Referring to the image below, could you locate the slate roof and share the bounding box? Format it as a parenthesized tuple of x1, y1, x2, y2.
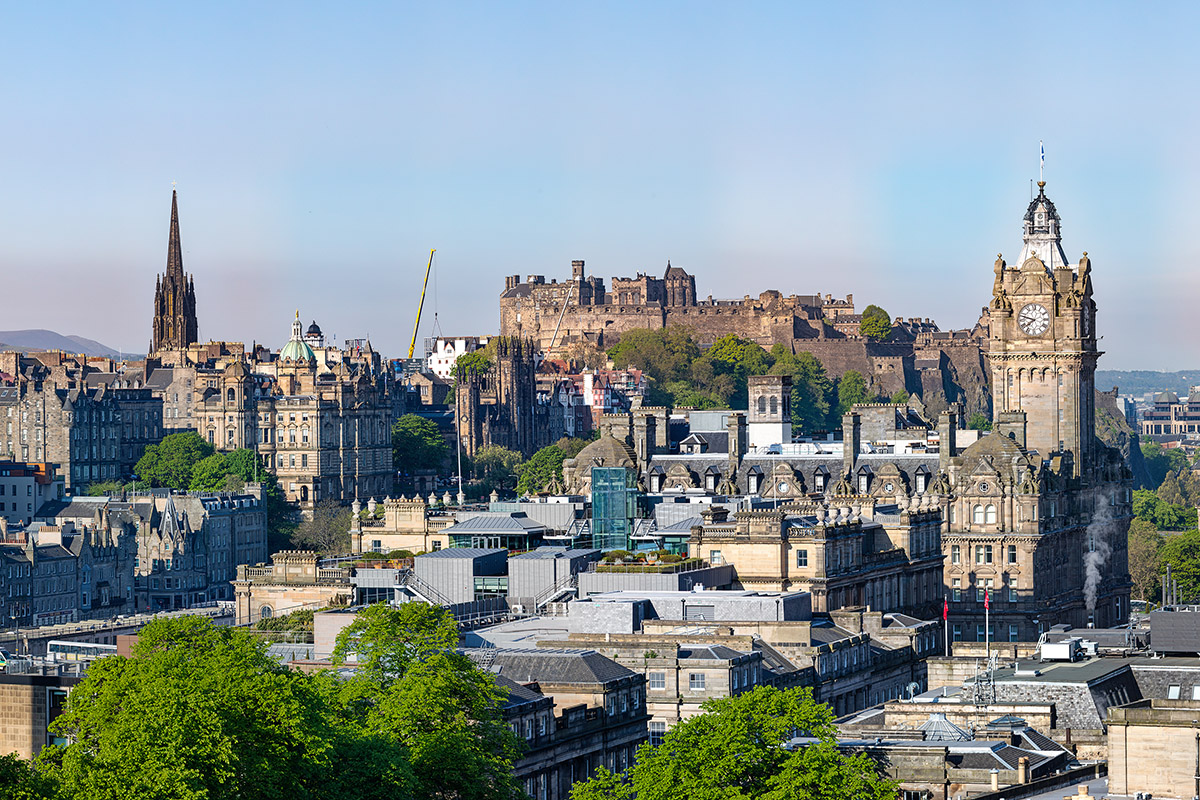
(494, 674, 548, 709)
(416, 547, 507, 559)
(440, 514, 550, 535)
(470, 647, 636, 686)
(510, 546, 599, 560)
(656, 515, 703, 534)
(677, 644, 746, 662)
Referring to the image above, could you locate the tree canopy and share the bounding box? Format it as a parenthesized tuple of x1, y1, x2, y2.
(1141, 440, 1190, 488)
(25, 610, 526, 800)
(393, 415, 449, 476)
(133, 432, 215, 489)
(1127, 518, 1164, 603)
(1159, 529, 1200, 604)
(858, 304, 891, 341)
(292, 499, 353, 554)
(836, 370, 870, 416)
(40, 616, 412, 800)
(570, 685, 895, 800)
(473, 445, 523, 491)
(517, 444, 566, 495)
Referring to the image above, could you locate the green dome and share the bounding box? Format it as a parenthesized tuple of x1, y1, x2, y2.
(281, 338, 315, 363)
(280, 311, 316, 363)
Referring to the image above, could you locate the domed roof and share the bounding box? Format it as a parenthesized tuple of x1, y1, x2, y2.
(958, 431, 1032, 475)
(306, 320, 322, 336)
(572, 433, 636, 468)
(281, 338, 316, 363)
(1155, 391, 1180, 404)
(280, 311, 316, 364)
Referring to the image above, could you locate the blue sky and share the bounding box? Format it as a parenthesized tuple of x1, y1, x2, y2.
(1, 2, 1197, 369)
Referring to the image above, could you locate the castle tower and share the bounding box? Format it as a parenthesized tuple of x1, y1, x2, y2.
(150, 190, 199, 354)
(988, 181, 1097, 475)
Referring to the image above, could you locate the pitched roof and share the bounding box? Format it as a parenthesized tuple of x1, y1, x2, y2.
(470, 647, 635, 686)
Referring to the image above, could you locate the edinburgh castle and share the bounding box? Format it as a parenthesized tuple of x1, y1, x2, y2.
(500, 260, 992, 417)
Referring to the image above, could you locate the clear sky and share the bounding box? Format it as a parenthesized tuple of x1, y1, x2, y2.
(2, 2, 1197, 369)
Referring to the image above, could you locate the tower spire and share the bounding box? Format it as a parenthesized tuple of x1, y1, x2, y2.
(166, 189, 184, 279)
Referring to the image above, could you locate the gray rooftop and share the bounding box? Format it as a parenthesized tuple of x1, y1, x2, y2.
(440, 513, 550, 535)
(467, 647, 636, 685)
(415, 547, 507, 559)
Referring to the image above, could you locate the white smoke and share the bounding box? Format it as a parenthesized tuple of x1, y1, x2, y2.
(1083, 495, 1115, 612)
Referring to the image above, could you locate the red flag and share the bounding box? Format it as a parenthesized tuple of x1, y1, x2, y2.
(943, 598, 949, 621)
(984, 589, 990, 610)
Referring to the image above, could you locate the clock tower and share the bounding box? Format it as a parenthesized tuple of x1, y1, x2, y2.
(988, 181, 1098, 476)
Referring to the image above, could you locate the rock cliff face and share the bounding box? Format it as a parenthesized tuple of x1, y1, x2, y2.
(1095, 387, 1151, 488)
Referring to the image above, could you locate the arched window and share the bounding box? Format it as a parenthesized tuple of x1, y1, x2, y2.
(300, 485, 309, 502)
(769, 396, 778, 415)
(985, 504, 997, 524)
(260, 606, 273, 619)
(227, 388, 235, 402)
(757, 396, 767, 414)
(972, 504, 984, 525)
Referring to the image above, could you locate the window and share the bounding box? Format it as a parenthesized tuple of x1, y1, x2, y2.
(1009, 585, 1019, 603)
(951, 544, 960, 564)
(985, 504, 997, 524)
(1168, 685, 1182, 700)
(977, 625, 985, 642)
(952, 578, 961, 602)
(649, 721, 666, 747)
(632, 689, 640, 708)
(976, 544, 992, 564)
(858, 474, 869, 494)
(732, 669, 740, 690)
(1009, 624, 1019, 642)
(1192, 686, 1200, 701)
(689, 673, 706, 691)
(648, 671, 666, 690)
(796, 549, 808, 568)
(709, 550, 723, 565)
(972, 505, 984, 525)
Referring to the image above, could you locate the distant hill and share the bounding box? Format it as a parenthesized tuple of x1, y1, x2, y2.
(1096, 370, 1200, 398)
(0, 329, 127, 359)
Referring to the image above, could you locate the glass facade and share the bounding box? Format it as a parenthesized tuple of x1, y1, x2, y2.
(591, 466, 637, 552)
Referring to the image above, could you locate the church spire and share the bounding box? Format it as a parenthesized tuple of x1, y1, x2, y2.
(166, 189, 184, 279)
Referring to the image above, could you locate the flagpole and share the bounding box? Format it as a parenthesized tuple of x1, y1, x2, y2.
(944, 597, 950, 657)
(985, 589, 991, 662)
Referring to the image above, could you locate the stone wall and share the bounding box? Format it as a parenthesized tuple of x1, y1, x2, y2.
(1109, 700, 1200, 799)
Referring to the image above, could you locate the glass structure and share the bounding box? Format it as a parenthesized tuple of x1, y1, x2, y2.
(591, 466, 637, 552)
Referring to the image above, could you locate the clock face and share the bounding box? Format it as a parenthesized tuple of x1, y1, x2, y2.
(1018, 303, 1050, 336)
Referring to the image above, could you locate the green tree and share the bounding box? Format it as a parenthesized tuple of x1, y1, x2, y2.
(570, 686, 895, 800)
(0, 753, 56, 800)
(859, 304, 892, 341)
(292, 500, 353, 554)
(517, 444, 567, 495)
(1128, 518, 1164, 603)
(453, 350, 493, 379)
(393, 414, 449, 476)
(329, 604, 524, 800)
(607, 327, 701, 385)
(133, 431, 215, 489)
(1160, 529, 1200, 604)
(473, 445, 524, 491)
(770, 347, 836, 433)
(557, 434, 598, 459)
(890, 389, 910, 404)
(1141, 440, 1190, 489)
(836, 370, 870, 416)
(42, 616, 412, 800)
(968, 412, 992, 431)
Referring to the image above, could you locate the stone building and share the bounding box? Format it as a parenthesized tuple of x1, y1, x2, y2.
(0, 375, 161, 491)
(456, 336, 563, 457)
(1139, 389, 1200, 438)
(468, 647, 649, 799)
(36, 490, 267, 612)
(150, 189, 199, 356)
(187, 314, 394, 509)
(1108, 699, 1200, 800)
(0, 670, 79, 760)
(0, 516, 137, 628)
(499, 260, 990, 415)
(559, 183, 1132, 639)
(233, 550, 353, 624)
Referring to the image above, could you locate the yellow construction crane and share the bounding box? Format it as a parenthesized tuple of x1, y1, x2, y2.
(408, 249, 436, 359)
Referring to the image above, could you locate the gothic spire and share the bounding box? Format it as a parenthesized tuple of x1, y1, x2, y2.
(166, 189, 184, 279)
